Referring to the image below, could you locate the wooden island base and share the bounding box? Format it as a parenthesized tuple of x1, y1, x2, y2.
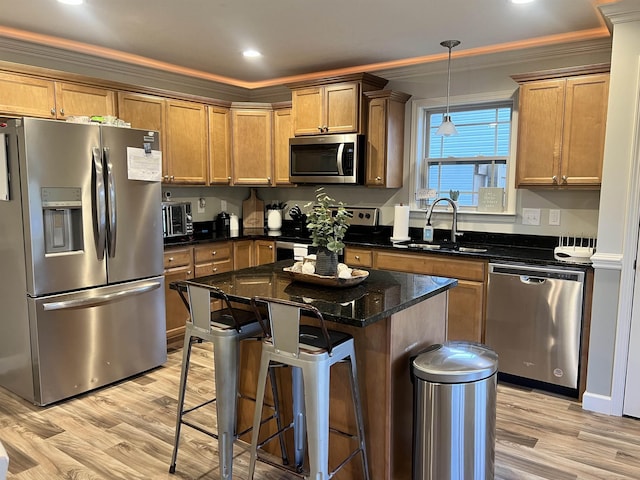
(236, 292, 448, 480)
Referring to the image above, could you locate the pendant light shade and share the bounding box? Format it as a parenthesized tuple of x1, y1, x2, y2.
(435, 39, 461, 137)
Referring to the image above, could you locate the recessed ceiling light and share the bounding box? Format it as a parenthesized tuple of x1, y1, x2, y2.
(242, 49, 262, 58)
(58, 0, 84, 4)
(511, 0, 534, 4)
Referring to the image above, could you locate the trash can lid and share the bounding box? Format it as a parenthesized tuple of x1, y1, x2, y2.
(412, 341, 498, 383)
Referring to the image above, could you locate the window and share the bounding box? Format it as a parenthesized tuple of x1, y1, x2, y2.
(415, 102, 513, 212)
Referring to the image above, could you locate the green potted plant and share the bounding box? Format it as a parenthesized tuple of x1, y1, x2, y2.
(305, 188, 351, 276)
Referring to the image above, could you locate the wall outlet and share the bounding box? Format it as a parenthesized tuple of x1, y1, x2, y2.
(549, 209, 561, 226)
(522, 208, 541, 226)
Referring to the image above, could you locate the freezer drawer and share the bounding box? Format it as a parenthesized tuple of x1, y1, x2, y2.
(485, 263, 585, 391)
(28, 277, 166, 405)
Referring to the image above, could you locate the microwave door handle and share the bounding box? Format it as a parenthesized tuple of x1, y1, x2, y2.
(92, 147, 106, 260)
(336, 143, 345, 175)
(104, 147, 117, 257)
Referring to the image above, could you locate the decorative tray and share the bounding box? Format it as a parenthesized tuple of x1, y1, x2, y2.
(282, 267, 369, 288)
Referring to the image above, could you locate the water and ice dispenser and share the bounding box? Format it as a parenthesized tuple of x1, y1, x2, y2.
(41, 187, 84, 254)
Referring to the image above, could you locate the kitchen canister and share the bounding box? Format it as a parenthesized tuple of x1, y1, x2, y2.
(267, 209, 283, 231)
(230, 213, 239, 237)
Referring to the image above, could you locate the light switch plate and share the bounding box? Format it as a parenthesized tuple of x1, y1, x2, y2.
(549, 209, 561, 226)
(522, 208, 541, 226)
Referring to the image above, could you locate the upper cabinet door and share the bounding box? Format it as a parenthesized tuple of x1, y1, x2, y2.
(117, 92, 165, 132)
(165, 100, 208, 185)
(231, 108, 273, 185)
(292, 87, 324, 135)
(0, 72, 56, 118)
(54, 82, 116, 119)
(561, 74, 609, 186)
(515, 79, 565, 187)
(208, 105, 232, 185)
(324, 82, 359, 134)
(273, 106, 293, 185)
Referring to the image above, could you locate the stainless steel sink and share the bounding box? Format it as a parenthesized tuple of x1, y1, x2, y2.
(406, 243, 442, 250)
(402, 243, 488, 254)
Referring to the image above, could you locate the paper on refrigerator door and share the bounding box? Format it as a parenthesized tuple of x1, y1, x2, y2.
(127, 147, 162, 182)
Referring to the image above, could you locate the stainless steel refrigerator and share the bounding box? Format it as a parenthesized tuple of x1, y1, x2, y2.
(0, 117, 166, 406)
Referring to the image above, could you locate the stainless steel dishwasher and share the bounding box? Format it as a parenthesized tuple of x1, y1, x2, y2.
(485, 263, 585, 394)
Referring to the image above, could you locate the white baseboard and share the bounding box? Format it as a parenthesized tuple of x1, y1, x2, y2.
(582, 391, 622, 416)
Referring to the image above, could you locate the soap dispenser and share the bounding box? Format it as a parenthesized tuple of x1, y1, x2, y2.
(423, 219, 434, 242)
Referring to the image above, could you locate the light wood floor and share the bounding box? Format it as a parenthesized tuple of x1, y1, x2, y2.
(1, 342, 639, 480)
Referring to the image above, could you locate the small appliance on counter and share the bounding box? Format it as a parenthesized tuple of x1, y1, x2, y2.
(162, 201, 193, 240)
(216, 211, 231, 236)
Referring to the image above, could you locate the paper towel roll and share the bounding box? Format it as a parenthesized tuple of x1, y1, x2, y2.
(391, 204, 411, 242)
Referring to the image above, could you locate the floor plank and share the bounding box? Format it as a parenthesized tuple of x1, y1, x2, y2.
(0, 343, 638, 479)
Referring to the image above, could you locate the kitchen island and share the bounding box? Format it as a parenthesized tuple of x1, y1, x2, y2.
(173, 260, 457, 479)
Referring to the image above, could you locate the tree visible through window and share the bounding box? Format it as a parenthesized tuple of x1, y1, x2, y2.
(417, 103, 512, 210)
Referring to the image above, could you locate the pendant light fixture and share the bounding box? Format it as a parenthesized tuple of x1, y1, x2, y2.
(435, 39, 461, 137)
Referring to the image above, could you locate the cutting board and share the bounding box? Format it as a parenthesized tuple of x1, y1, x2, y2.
(242, 188, 264, 229)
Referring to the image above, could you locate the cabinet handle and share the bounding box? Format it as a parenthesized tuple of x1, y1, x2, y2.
(228, 176, 231, 181)
(163, 175, 169, 181)
(552, 175, 558, 184)
(355, 255, 360, 260)
(170, 175, 175, 181)
(324, 126, 329, 132)
(212, 251, 217, 256)
(213, 267, 217, 272)
(50, 108, 56, 115)
(318, 126, 323, 132)
(187, 270, 192, 275)
(376, 176, 382, 181)
(269, 245, 273, 249)
(60, 108, 65, 116)
(562, 175, 568, 184)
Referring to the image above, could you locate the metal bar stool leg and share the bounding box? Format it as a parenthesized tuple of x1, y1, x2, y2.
(268, 367, 290, 465)
(348, 354, 370, 479)
(291, 366, 306, 470)
(212, 334, 240, 480)
(302, 362, 331, 480)
(248, 348, 272, 479)
(169, 332, 194, 474)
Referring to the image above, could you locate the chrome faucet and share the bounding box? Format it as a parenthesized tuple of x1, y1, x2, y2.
(426, 197, 462, 243)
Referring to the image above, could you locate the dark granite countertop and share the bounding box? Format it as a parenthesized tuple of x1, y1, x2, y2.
(170, 260, 457, 327)
(165, 220, 592, 271)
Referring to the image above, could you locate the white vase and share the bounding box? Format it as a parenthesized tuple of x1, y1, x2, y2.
(267, 209, 282, 231)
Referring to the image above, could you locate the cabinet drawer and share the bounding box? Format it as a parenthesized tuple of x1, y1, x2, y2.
(194, 242, 232, 263)
(345, 247, 373, 268)
(194, 258, 233, 276)
(373, 250, 485, 282)
(163, 247, 192, 269)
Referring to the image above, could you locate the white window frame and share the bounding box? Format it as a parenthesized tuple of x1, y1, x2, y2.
(409, 90, 518, 217)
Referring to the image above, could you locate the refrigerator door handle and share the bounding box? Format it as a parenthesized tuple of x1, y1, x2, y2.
(92, 146, 107, 260)
(42, 280, 162, 311)
(104, 146, 117, 257)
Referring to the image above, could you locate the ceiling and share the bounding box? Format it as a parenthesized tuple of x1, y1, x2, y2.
(0, 0, 614, 89)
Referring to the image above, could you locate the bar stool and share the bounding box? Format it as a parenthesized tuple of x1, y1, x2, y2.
(169, 282, 288, 479)
(248, 296, 370, 480)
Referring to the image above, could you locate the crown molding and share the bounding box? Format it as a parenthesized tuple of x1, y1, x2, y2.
(599, 0, 640, 28)
(0, 37, 250, 101)
(373, 38, 612, 81)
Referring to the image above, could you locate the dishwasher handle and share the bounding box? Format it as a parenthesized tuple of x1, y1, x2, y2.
(520, 276, 546, 285)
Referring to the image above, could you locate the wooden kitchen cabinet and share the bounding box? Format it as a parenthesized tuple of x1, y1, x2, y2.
(233, 239, 275, 269)
(194, 241, 233, 276)
(364, 90, 411, 188)
(0, 72, 115, 119)
(208, 104, 232, 185)
(163, 246, 194, 345)
(54, 82, 116, 119)
(118, 93, 208, 185)
(344, 246, 374, 268)
(165, 99, 208, 185)
(231, 105, 273, 185)
(288, 73, 388, 136)
(513, 65, 609, 188)
(373, 249, 487, 343)
(272, 102, 293, 185)
(254, 239, 275, 265)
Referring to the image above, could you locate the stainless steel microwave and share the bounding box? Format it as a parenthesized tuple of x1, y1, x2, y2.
(289, 133, 365, 184)
(162, 201, 193, 239)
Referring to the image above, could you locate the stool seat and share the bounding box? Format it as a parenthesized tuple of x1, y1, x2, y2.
(169, 283, 288, 480)
(249, 296, 370, 480)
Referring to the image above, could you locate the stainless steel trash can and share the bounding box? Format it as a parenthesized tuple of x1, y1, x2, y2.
(412, 341, 498, 480)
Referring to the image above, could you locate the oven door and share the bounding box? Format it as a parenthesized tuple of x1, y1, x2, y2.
(275, 241, 309, 261)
